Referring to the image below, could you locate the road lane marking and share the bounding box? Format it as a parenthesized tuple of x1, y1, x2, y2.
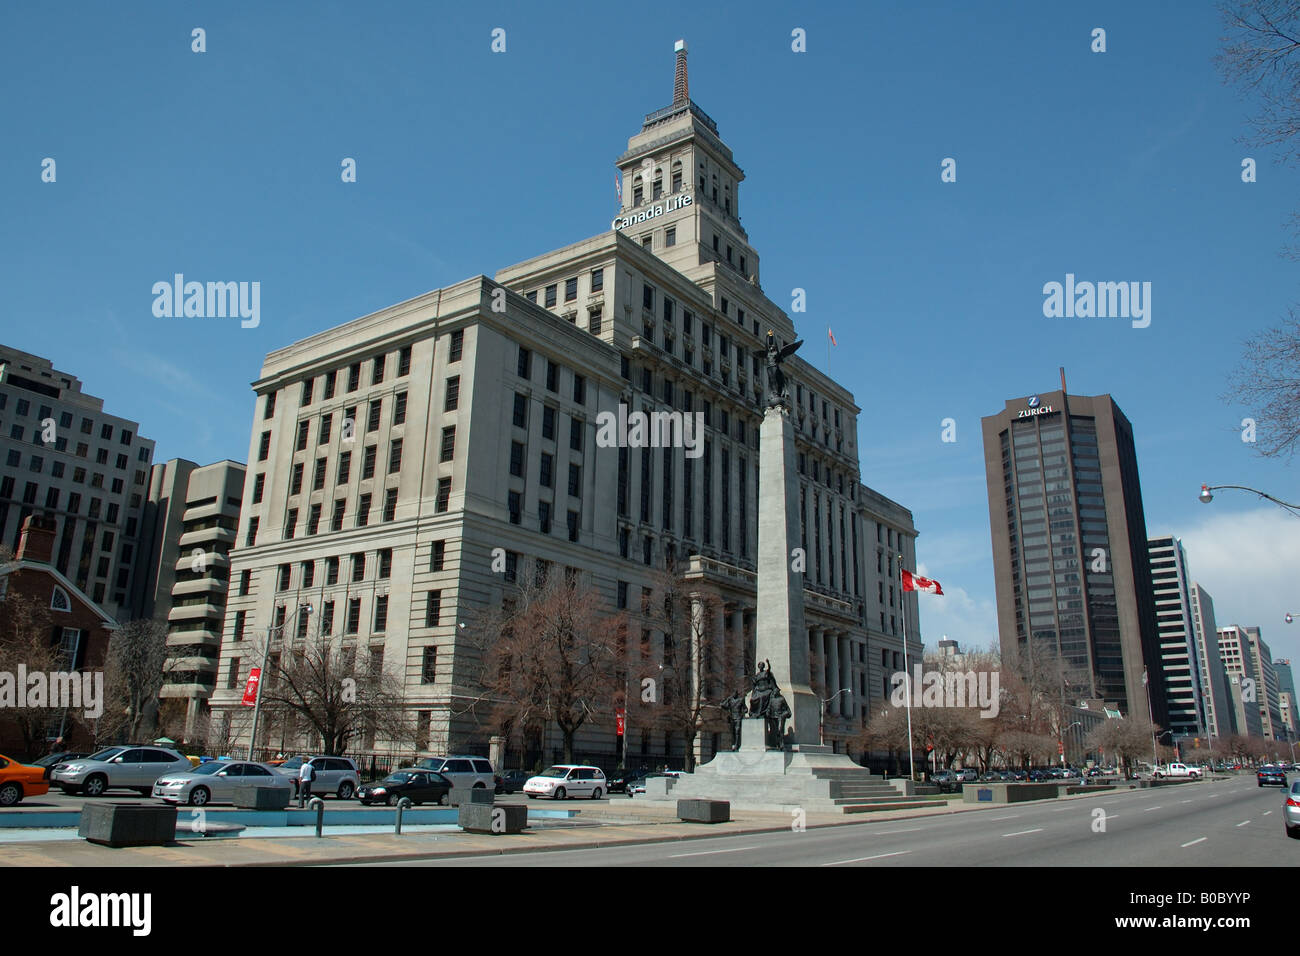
(1180, 800, 1192, 804)
(1002, 828, 1044, 837)
(667, 845, 761, 858)
(1236, 821, 1250, 827)
(1263, 810, 1273, 816)
(1143, 806, 1162, 812)
(876, 827, 922, 835)
(822, 850, 912, 866)
(1050, 807, 1072, 813)
(988, 814, 1021, 821)
(1181, 837, 1207, 847)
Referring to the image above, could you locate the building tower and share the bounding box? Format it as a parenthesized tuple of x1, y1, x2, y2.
(981, 389, 1165, 725)
(1146, 536, 1205, 737)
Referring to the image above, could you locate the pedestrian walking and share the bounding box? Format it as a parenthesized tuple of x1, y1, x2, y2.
(298, 758, 314, 804)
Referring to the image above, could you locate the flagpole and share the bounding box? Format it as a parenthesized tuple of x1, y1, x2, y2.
(899, 562, 916, 782)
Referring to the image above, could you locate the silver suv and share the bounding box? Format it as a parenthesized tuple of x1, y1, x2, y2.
(51, 746, 193, 797)
(289, 756, 360, 799)
(413, 755, 495, 793)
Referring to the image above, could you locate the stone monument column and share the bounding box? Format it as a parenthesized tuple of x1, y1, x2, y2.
(757, 403, 820, 745)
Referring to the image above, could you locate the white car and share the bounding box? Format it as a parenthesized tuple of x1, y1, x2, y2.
(628, 770, 682, 797)
(523, 765, 607, 800)
(1153, 763, 1201, 779)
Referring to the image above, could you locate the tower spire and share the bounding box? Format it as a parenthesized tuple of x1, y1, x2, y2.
(673, 39, 688, 105)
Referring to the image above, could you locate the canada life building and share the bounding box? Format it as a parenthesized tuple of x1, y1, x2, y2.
(981, 390, 1167, 726)
(210, 43, 921, 762)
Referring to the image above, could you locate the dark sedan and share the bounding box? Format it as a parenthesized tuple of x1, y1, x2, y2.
(495, 770, 532, 794)
(30, 752, 89, 781)
(607, 769, 650, 794)
(1257, 765, 1288, 788)
(358, 769, 452, 806)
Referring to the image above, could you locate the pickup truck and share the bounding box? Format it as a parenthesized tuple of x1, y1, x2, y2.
(1152, 762, 1201, 779)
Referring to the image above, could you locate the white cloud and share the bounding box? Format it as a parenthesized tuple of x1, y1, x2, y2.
(1154, 506, 1300, 664)
(912, 567, 1000, 654)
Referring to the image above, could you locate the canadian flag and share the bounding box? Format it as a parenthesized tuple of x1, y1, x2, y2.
(901, 569, 943, 595)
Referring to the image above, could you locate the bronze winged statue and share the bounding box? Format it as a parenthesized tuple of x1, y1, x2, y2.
(764, 332, 802, 409)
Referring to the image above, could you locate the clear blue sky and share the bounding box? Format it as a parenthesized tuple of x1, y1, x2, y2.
(4, 1, 1297, 666)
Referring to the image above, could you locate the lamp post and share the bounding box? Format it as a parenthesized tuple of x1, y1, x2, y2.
(1062, 720, 1083, 772)
(1198, 484, 1300, 517)
(820, 689, 852, 745)
(246, 603, 312, 760)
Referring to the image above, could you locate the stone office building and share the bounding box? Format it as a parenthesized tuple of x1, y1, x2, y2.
(208, 43, 922, 765)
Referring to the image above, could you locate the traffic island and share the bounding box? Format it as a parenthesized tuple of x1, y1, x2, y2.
(79, 802, 177, 847)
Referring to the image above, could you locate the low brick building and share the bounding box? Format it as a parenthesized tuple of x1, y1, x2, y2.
(0, 514, 118, 758)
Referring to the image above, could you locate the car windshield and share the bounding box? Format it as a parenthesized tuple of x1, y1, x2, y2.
(189, 762, 227, 776)
(539, 767, 569, 778)
(85, 748, 125, 762)
(279, 758, 304, 770)
(382, 772, 413, 784)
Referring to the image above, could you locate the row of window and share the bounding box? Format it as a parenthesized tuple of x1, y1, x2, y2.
(0, 392, 143, 449)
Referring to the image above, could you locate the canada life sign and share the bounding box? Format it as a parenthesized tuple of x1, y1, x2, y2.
(611, 191, 692, 231)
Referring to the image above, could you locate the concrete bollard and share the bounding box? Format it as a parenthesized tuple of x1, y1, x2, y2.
(395, 797, 413, 834)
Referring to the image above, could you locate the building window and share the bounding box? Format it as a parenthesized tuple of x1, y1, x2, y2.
(546, 360, 558, 392)
(565, 277, 577, 302)
(313, 457, 326, 491)
(540, 453, 554, 488)
(362, 446, 376, 480)
(435, 477, 451, 513)
(422, 645, 437, 683)
(430, 540, 445, 572)
(569, 417, 583, 452)
(513, 393, 528, 428)
(284, 509, 297, 539)
(445, 376, 460, 411)
(258, 432, 271, 461)
(307, 503, 322, 535)
(337, 451, 351, 484)
(567, 510, 580, 542)
(295, 421, 309, 451)
(252, 473, 265, 504)
(398, 345, 412, 376)
(449, 329, 464, 362)
(383, 488, 398, 522)
(326, 557, 339, 585)
(389, 438, 403, 473)
(666, 226, 676, 247)
(439, 427, 455, 462)
(246, 517, 259, 546)
(591, 268, 603, 292)
(643, 284, 655, 310)
(425, 590, 441, 627)
(517, 347, 532, 380)
(393, 391, 407, 425)
(331, 499, 345, 532)
(367, 400, 382, 433)
(539, 501, 552, 535)
(542, 406, 556, 440)
(346, 598, 361, 634)
(544, 285, 557, 308)
(357, 493, 371, 526)
(347, 363, 361, 392)
(573, 374, 586, 405)
(508, 490, 521, 525)
(510, 442, 525, 477)
(567, 463, 581, 497)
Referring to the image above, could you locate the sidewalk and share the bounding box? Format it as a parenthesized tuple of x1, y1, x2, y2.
(0, 797, 970, 867)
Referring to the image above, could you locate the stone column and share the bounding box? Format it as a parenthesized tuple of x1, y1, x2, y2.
(689, 595, 705, 767)
(828, 631, 841, 716)
(756, 405, 817, 745)
(839, 634, 852, 716)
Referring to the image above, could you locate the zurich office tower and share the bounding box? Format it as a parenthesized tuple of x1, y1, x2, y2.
(981, 390, 1167, 727)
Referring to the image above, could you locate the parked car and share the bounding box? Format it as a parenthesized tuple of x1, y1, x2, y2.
(152, 761, 291, 806)
(358, 769, 452, 806)
(288, 756, 361, 799)
(1284, 780, 1300, 839)
(1009, 769, 1028, 781)
(1258, 765, 1288, 788)
(413, 756, 495, 792)
(1027, 769, 1053, 782)
(524, 765, 607, 800)
(51, 746, 192, 797)
(607, 769, 651, 794)
(931, 770, 959, 793)
(954, 768, 979, 784)
(495, 770, 532, 795)
(628, 770, 683, 797)
(29, 752, 88, 781)
(0, 754, 50, 806)
(1153, 763, 1201, 779)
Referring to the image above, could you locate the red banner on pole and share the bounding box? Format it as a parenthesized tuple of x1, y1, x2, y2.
(615, 708, 625, 737)
(242, 668, 261, 706)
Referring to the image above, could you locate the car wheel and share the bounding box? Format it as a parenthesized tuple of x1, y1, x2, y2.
(338, 781, 355, 800)
(83, 775, 107, 798)
(437, 792, 449, 806)
(386, 793, 399, 807)
(0, 782, 22, 806)
(591, 787, 603, 800)
(189, 787, 210, 807)
(554, 787, 566, 800)
(1287, 825, 1300, 840)
(473, 782, 485, 789)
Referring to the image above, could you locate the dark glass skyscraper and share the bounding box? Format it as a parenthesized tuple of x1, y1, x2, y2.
(981, 390, 1166, 726)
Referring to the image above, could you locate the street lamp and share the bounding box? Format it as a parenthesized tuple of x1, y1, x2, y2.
(819, 688, 852, 745)
(246, 603, 312, 760)
(1062, 720, 1083, 772)
(1199, 484, 1300, 517)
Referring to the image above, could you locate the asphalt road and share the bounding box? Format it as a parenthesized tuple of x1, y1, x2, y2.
(351, 775, 1296, 866)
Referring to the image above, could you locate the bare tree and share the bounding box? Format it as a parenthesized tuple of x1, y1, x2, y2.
(255, 622, 413, 756)
(632, 570, 735, 771)
(1225, 308, 1300, 459)
(0, 588, 65, 759)
(98, 619, 169, 744)
(469, 563, 625, 764)
(1217, 1, 1300, 166)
